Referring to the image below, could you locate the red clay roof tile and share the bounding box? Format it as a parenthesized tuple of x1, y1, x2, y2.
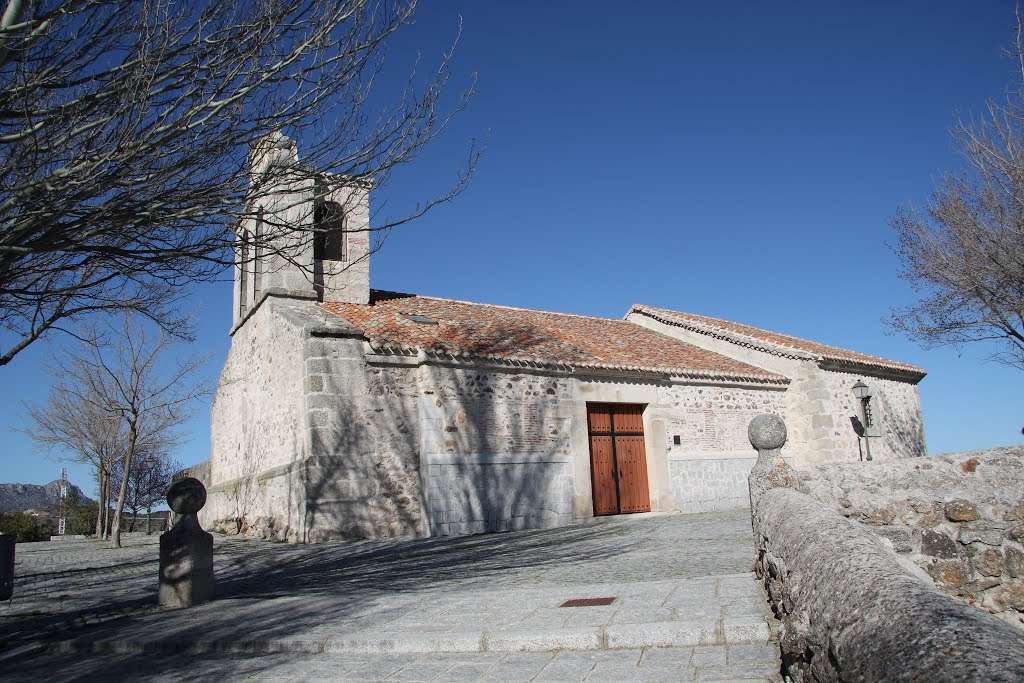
(630, 304, 925, 377)
(321, 291, 785, 383)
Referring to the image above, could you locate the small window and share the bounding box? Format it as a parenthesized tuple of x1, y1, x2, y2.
(238, 229, 250, 318)
(314, 201, 346, 261)
(252, 211, 263, 300)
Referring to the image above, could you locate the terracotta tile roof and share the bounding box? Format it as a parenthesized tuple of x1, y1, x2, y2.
(321, 291, 786, 383)
(630, 304, 926, 378)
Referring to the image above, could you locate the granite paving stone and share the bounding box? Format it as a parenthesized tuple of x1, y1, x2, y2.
(1, 509, 782, 681)
(691, 645, 729, 667)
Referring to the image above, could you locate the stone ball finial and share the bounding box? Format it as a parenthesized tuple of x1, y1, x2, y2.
(749, 414, 787, 452)
(167, 478, 207, 515)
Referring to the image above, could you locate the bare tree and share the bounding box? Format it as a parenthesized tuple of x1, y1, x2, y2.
(22, 370, 125, 537)
(23, 315, 209, 547)
(889, 20, 1024, 369)
(107, 453, 180, 532)
(0, 0, 478, 367)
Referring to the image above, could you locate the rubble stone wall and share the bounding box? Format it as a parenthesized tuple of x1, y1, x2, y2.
(658, 384, 788, 512)
(813, 367, 926, 463)
(753, 484, 1024, 682)
(796, 447, 1024, 628)
(419, 366, 576, 535)
(747, 413, 1024, 681)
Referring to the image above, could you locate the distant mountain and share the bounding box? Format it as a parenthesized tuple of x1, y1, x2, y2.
(0, 480, 92, 513)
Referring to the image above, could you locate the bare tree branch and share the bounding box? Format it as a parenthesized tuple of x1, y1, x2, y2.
(0, 0, 479, 366)
(20, 313, 210, 546)
(888, 15, 1024, 370)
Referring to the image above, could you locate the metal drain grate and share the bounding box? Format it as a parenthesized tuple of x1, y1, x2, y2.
(559, 596, 616, 608)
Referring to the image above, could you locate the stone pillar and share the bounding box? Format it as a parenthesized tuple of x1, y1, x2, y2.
(0, 534, 14, 600)
(159, 478, 214, 608)
(747, 413, 798, 504)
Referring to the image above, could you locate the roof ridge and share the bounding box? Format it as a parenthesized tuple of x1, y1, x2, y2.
(631, 303, 815, 355)
(630, 304, 924, 375)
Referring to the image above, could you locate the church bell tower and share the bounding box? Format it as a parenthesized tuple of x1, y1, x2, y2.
(232, 133, 371, 328)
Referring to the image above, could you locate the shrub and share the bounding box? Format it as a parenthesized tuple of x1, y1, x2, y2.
(0, 512, 54, 542)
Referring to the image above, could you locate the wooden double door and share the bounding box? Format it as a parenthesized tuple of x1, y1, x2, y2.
(587, 403, 651, 516)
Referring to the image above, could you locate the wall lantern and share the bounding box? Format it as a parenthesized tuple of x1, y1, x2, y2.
(852, 380, 874, 461)
(852, 380, 871, 401)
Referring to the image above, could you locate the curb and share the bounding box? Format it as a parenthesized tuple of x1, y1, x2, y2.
(38, 618, 771, 656)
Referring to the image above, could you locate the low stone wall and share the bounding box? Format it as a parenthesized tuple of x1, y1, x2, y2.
(754, 486, 1024, 682)
(746, 415, 1024, 682)
(795, 447, 1024, 628)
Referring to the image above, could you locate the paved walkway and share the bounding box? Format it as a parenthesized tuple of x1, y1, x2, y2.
(1, 509, 782, 682)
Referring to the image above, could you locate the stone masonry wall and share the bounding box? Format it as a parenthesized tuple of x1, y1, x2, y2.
(659, 384, 787, 512)
(424, 455, 573, 536)
(624, 311, 927, 467)
(813, 367, 926, 463)
(753, 485, 1024, 682)
(205, 299, 309, 542)
(746, 414, 1024, 682)
(419, 366, 575, 535)
(668, 452, 779, 513)
(302, 338, 425, 542)
(795, 447, 1024, 628)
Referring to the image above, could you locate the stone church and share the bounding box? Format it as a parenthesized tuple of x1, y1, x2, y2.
(201, 137, 927, 543)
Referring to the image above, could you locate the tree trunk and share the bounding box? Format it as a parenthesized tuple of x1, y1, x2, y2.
(110, 422, 137, 549)
(94, 466, 104, 537)
(100, 470, 109, 539)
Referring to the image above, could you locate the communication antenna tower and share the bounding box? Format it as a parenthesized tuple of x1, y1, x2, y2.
(58, 467, 68, 536)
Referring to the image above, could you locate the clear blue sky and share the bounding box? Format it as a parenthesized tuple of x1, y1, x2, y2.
(2, 1, 1022, 493)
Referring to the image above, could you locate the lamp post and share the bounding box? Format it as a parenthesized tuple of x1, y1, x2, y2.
(852, 380, 873, 461)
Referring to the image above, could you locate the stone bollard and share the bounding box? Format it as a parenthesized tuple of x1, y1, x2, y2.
(747, 413, 798, 504)
(159, 477, 214, 608)
(0, 534, 14, 600)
